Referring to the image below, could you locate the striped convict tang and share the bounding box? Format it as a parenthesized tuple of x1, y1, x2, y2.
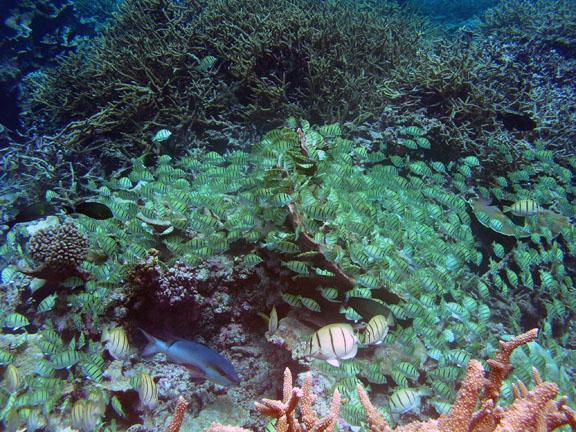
(268, 306, 278, 335)
(503, 199, 543, 217)
(363, 314, 389, 345)
(71, 399, 102, 432)
(71, 400, 86, 430)
(389, 388, 421, 414)
(137, 372, 158, 410)
(304, 323, 358, 367)
(4, 364, 20, 393)
(103, 326, 130, 360)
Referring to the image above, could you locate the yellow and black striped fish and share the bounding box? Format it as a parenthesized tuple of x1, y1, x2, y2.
(268, 306, 278, 335)
(304, 323, 358, 367)
(363, 315, 389, 346)
(51, 350, 80, 370)
(71, 399, 102, 432)
(137, 372, 158, 410)
(103, 326, 130, 360)
(4, 364, 20, 393)
(71, 400, 86, 430)
(503, 199, 543, 217)
(389, 388, 420, 414)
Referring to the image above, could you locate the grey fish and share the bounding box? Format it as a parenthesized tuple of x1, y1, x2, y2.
(140, 329, 240, 387)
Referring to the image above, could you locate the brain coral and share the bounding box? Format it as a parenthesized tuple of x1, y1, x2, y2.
(28, 222, 88, 270)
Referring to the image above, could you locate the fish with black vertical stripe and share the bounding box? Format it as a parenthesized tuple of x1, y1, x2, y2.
(102, 326, 130, 360)
(363, 314, 389, 346)
(137, 372, 158, 410)
(503, 199, 543, 217)
(304, 323, 358, 367)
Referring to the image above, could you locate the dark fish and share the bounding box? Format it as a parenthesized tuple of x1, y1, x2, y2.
(5, 201, 56, 229)
(497, 112, 537, 131)
(140, 329, 240, 387)
(4, 200, 113, 232)
(66, 202, 113, 220)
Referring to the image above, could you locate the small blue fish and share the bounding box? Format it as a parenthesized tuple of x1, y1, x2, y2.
(140, 329, 240, 387)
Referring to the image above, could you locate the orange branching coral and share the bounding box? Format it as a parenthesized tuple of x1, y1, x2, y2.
(217, 329, 575, 432)
(483, 328, 539, 405)
(254, 367, 302, 431)
(439, 359, 486, 432)
(165, 396, 189, 432)
(357, 383, 392, 432)
(353, 329, 575, 432)
(255, 367, 341, 432)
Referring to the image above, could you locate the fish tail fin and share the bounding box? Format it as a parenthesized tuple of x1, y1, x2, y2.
(140, 328, 166, 357)
(63, 205, 75, 215)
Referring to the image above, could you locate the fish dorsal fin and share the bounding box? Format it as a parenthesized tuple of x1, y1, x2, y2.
(140, 328, 168, 356)
(170, 337, 212, 350)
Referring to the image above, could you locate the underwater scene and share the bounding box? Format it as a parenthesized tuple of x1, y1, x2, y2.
(0, 0, 575, 430)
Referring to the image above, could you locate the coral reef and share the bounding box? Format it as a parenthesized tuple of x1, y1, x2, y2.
(482, 0, 576, 57)
(164, 396, 189, 432)
(243, 330, 576, 432)
(28, 223, 88, 269)
(128, 253, 203, 306)
(410, 0, 497, 30)
(0, 119, 574, 430)
(24, 0, 426, 157)
(21, 222, 89, 281)
(73, 0, 120, 24)
(13, 0, 573, 200)
(6, 0, 572, 215)
(255, 368, 341, 432)
(356, 332, 576, 432)
(0, 0, 98, 131)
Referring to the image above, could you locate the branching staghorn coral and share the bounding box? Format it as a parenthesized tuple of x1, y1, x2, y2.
(356, 329, 576, 431)
(164, 396, 189, 432)
(25, 0, 427, 158)
(255, 367, 341, 432)
(482, 0, 576, 54)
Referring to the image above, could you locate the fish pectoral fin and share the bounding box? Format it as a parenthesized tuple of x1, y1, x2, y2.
(326, 359, 340, 367)
(183, 365, 207, 381)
